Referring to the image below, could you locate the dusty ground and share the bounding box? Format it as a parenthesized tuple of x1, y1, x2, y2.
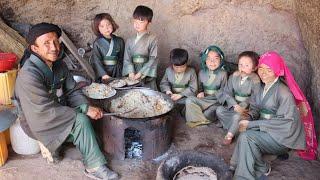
(1, 112, 320, 180)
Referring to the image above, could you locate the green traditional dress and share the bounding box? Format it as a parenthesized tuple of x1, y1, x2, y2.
(216, 71, 261, 135)
(185, 69, 227, 126)
(160, 66, 197, 104)
(15, 54, 106, 169)
(91, 34, 125, 80)
(231, 79, 306, 180)
(122, 32, 158, 90)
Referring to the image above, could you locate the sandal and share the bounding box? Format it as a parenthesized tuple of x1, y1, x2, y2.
(222, 135, 233, 145)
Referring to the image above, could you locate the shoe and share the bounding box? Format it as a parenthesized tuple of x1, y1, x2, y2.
(222, 135, 233, 145)
(215, 121, 223, 128)
(84, 165, 119, 180)
(264, 164, 271, 176)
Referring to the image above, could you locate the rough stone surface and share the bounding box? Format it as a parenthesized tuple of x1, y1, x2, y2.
(0, 0, 310, 90)
(294, 0, 320, 143)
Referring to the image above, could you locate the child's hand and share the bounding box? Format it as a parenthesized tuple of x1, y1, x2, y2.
(134, 72, 142, 80)
(129, 73, 135, 79)
(171, 94, 182, 101)
(166, 91, 173, 96)
(197, 92, 205, 98)
(234, 104, 246, 114)
(239, 120, 249, 132)
(102, 74, 110, 80)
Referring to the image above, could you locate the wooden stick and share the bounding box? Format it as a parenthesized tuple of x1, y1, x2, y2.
(59, 30, 95, 80)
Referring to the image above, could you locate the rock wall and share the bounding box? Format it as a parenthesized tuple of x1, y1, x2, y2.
(294, 0, 320, 135)
(0, 0, 318, 120)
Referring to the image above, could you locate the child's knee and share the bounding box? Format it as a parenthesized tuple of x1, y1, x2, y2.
(215, 106, 224, 117)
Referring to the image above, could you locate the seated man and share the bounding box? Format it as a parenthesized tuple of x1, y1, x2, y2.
(14, 22, 118, 180)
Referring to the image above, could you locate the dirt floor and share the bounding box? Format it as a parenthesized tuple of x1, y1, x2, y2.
(1, 112, 320, 180)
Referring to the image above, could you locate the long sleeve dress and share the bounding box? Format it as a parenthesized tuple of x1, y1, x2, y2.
(122, 32, 158, 90)
(185, 69, 227, 124)
(160, 66, 198, 104)
(91, 34, 125, 80)
(216, 71, 261, 135)
(14, 54, 107, 169)
(231, 79, 306, 180)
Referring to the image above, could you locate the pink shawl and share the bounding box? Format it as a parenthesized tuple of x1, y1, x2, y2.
(259, 51, 317, 160)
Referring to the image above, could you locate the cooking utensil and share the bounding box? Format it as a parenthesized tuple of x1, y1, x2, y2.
(57, 81, 91, 101)
(115, 86, 151, 90)
(82, 83, 117, 99)
(103, 107, 137, 116)
(102, 89, 174, 120)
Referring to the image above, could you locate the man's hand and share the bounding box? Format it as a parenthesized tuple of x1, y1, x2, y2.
(166, 91, 173, 96)
(239, 120, 249, 132)
(129, 73, 135, 79)
(171, 94, 182, 101)
(102, 74, 110, 80)
(134, 72, 142, 80)
(197, 92, 205, 98)
(86, 106, 103, 120)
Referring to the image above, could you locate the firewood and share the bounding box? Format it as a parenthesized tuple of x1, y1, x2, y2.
(0, 18, 27, 60)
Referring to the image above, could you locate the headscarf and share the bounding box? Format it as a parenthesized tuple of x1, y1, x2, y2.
(20, 22, 62, 67)
(259, 51, 318, 160)
(200, 45, 225, 71)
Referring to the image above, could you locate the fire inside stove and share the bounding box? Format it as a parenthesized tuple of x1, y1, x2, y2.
(125, 128, 143, 159)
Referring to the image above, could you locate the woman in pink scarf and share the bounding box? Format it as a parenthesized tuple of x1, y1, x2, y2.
(230, 51, 317, 180)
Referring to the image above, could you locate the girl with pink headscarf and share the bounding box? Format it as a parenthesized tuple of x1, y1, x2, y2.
(230, 51, 317, 180)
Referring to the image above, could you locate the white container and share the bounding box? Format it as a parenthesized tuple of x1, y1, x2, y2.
(10, 119, 40, 155)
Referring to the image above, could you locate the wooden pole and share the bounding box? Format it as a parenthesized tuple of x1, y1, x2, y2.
(60, 30, 96, 80)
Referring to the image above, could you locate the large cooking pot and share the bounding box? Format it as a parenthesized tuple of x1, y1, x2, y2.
(103, 88, 174, 120)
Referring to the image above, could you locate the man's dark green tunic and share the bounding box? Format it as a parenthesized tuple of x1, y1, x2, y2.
(15, 54, 106, 169)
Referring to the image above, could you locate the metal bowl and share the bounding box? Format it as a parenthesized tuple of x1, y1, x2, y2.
(73, 75, 91, 84)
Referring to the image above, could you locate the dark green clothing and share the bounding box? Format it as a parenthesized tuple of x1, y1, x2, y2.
(231, 130, 288, 180)
(216, 71, 261, 134)
(231, 80, 306, 180)
(185, 69, 227, 123)
(91, 34, 125, 79)
(15, 54, 88, 153)
(247, 80, 306, 150)
(66, 113, 106, 169)
(122, 32, 158, 78)
(160, 66, 198, 98)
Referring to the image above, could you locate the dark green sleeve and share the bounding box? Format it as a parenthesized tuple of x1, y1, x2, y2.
(91, 42, 107, 79)
(181, 69, 198, 97)
(160, 69, 171, 93)
(139, 36, 158, 78)
(118, 37, 125, 69)
(122, 40, 135, 76)
(62, 63, 88, 107)
(198, 72, 204, 93)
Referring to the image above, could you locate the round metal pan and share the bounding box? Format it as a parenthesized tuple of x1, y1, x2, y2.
(103, 88, 174, 121)
(82, 83, 117, 100)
